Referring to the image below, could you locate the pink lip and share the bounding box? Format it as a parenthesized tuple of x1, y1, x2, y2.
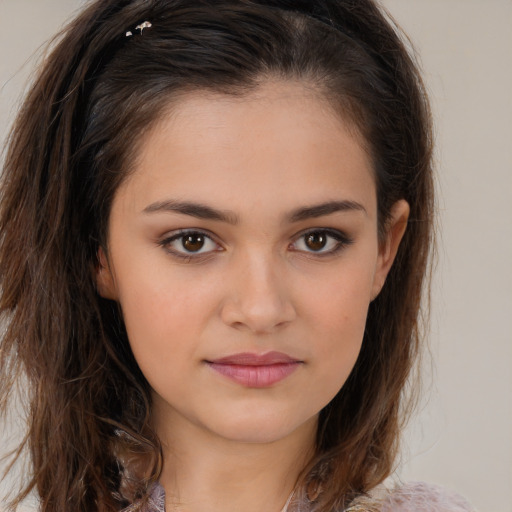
(206, 351, 302, 388)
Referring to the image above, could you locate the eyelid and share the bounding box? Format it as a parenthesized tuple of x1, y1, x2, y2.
(158, 229, 223, 259)
(289, 228, 353, 255)
(157, 227, 353, 261)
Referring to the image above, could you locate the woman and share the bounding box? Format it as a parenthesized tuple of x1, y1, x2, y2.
(0, 1, 475, 511)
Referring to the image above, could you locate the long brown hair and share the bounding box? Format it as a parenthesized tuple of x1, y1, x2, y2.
(0, 1, 434, 510)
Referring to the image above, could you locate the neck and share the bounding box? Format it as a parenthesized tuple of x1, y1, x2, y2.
(154, 411, 316, 512)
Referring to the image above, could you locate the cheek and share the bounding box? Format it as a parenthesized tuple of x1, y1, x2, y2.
(115, 265, 218, 377)
(304, 255, 374, 332)
(301, 259, 375, 386)
(311, 292, 368, 373)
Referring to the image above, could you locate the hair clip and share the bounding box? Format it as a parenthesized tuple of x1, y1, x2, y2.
(126, 20, 152, 37)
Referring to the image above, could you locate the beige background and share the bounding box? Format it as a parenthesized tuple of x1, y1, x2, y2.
(1, 1, 511, 511)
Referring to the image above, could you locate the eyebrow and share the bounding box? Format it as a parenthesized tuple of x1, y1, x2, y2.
(288, 200, 367, 222)
(142, 199, 367, 224)
(143, 200, 240, 224)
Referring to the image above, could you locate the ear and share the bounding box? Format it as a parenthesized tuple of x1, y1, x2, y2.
(95, 246, 118, 300)
(371, 199, 410, 300)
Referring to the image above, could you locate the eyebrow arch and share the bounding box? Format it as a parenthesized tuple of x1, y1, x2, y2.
(142, 199, 367, 225)
(143, 200, 240, 225)
(288, 200, 367, 222)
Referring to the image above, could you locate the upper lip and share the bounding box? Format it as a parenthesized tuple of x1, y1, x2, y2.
(207, 351, 301, 366)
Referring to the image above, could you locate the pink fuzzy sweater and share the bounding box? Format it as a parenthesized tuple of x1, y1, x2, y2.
(143, 481, 476, 511)
(379, 481, 476, 511)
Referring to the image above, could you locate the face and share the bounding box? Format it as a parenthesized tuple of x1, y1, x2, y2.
(97, 81, 408, 447)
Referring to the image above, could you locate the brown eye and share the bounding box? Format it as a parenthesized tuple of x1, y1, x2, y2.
(305, 232, 328, 251)
(182, 233, 205, 252)
(291, 229, 352, 255)
(160, 230, 219, 257)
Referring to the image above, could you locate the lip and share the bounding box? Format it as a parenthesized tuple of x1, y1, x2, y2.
(206, 351, 302, 388)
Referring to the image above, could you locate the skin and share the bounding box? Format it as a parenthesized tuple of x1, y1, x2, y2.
(96, 80, 409, 512)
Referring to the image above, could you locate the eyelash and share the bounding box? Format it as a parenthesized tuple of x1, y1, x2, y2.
(158, 230, 221, 262)
(158, 228, 353, 261)
(289, 229, 353, 257)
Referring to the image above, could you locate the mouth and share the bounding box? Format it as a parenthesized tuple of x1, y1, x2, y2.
(205, 351, 303, 388)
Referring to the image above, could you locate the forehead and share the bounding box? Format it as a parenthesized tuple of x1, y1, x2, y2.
(117, 80, 376, 220)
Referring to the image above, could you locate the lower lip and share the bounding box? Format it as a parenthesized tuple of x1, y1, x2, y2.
(207, 362, 301, 388)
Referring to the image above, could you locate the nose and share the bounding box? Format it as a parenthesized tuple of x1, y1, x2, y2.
(220, 250, 297, 334)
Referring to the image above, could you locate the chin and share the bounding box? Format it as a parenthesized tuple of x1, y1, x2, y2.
(206, 410, 317, 445)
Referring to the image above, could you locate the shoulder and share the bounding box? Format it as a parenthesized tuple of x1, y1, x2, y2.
(346, 481, 476, 512)
(146, 482, 166, 512)
(135, 480, 476, 512)
(379, 481, 477, 512)
(122, 482, 166, 512)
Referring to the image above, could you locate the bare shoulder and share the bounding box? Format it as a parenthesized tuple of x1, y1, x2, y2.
(379, 481, 477, 512)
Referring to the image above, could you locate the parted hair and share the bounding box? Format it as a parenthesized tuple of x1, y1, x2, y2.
(0, 1, 434, 511)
